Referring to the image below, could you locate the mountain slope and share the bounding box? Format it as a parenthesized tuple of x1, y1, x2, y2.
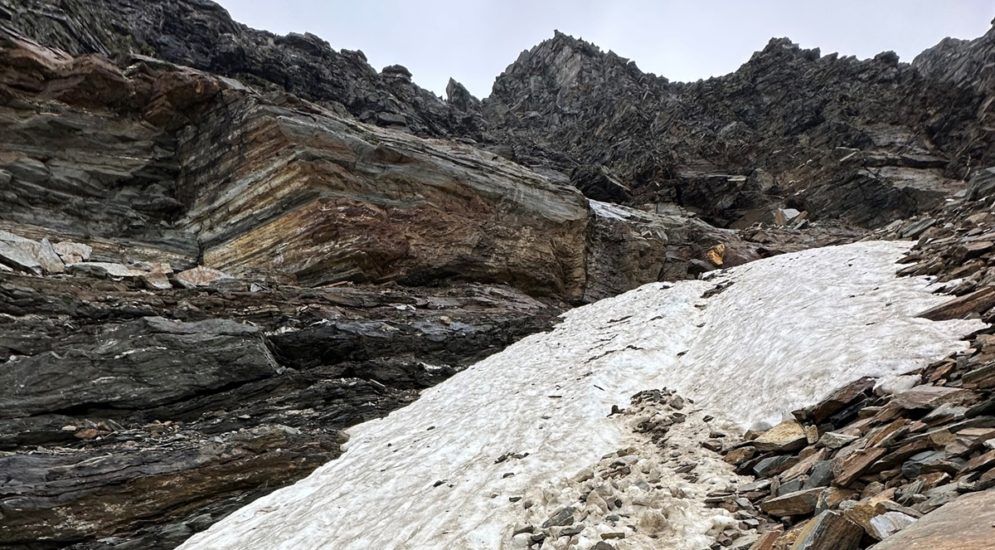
(0, 0, 484, 137)
(179, 242, 980, 549)
(0, 2, 993, 547)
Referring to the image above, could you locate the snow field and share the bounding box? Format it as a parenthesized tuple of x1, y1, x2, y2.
(181, 241, 982, 549)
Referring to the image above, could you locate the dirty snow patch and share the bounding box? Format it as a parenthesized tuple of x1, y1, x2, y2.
(180, 241, 982, 550)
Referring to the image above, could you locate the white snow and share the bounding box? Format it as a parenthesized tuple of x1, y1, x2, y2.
(180, 241, 983, 550)
(588, 199, 637, 221)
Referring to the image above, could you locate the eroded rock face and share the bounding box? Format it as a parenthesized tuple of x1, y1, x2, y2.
(1, 425, 346, 549)
(0, 317, 279, 417)
(5, 2, 992, 231)
(175, 94, 590, 298)
(0, 29, 217, 268)
(0, 0, 485, 138)
(0, 270, 562, 548)
(582, 200, 760, 302)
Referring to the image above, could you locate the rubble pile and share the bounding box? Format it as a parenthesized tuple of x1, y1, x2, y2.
(710, 313, 995, 549)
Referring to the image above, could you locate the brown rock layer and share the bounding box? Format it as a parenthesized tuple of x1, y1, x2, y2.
(175, 94, 589, 296)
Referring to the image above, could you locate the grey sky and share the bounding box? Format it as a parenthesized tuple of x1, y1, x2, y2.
(215, 0, 993, 98)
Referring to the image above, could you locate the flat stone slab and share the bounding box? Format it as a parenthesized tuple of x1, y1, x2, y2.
(754, 420, 808, 452)
(869, 490, 995, 550)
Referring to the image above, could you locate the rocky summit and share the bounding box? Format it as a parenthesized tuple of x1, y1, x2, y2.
(0, 1, 993, 549)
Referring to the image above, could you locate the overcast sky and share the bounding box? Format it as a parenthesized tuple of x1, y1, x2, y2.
(215, 1, 993, 98)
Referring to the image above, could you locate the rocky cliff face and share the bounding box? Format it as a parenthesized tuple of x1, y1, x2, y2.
(5, 2, 992, 231)
(482, 29, 992, 228)
(0, 1, 992, 548)
(0, 25, 761, 299)
(0, 271, 560, 549)
(0, 0, 485, 138)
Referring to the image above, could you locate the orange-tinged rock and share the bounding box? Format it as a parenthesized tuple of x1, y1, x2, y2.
(816, 487, 857, 512)
(833, 447, 888, 486)
(891, 385, 977, 410)
(844, 497, 913, 540)
(748, 529, 782, 550)
(781, 448, 827, 481)
(706, 243, 726, 266)
(963, 449, 995, 473)
(53, 241, 92, 264)
(73, 428, 100, 440)
(754, 420, 808, 452)
(807, 377, 875, 423)
(916, 287, 995, 321)
(724, 446, 756, 465)
(761, 488, 824, 516)
(788, 510, 862, 550)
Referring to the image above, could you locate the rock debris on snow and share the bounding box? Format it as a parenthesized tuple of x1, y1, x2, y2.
(179, 241, 980, 549)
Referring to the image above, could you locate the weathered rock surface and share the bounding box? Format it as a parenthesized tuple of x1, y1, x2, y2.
(1, 425, 345, 549)
(174, 266, 230, 289)
(582, 200, 760, 301)
(869, 489, 995, 550)
(0, 269, 561, 548)
(175, 92, 589, 297)
(790, 510, 863, 550)
(753, 420, 808, 452)
(0, 317, 279, 418)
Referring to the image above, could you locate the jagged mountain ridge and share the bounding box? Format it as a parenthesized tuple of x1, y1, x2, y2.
(4, 1, 992, 229)
(482, 28, 994, 226)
